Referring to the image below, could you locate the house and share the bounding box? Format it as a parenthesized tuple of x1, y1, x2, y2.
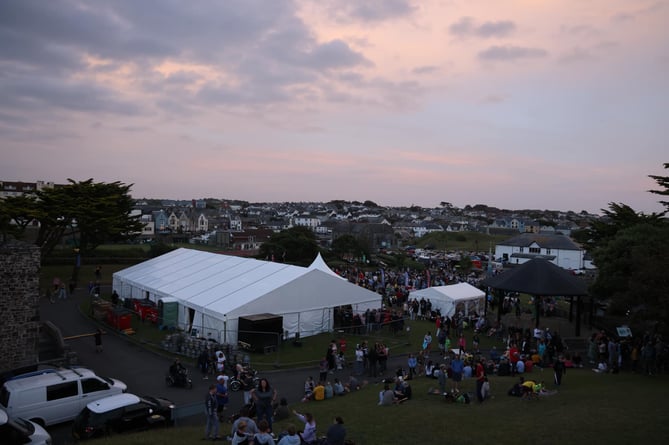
(494, 233, 584, 270)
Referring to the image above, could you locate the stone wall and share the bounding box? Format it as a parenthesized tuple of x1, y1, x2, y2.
(0, 240, 41, 374)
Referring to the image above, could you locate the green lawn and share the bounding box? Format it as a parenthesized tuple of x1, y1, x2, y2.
(83, 370, 669, 445)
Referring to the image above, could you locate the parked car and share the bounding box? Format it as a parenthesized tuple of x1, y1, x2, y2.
(72, 393, 174, 440)
(0, 407, 52, 445)
(0, 367, 127, 427)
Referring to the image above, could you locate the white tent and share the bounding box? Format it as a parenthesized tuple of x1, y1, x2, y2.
(409, 282, 485, 317)
(112, 248, 381, 344)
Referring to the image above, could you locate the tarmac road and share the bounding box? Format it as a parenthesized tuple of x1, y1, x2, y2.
(39, 288, 403, 444)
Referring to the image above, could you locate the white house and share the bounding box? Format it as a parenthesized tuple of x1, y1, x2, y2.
(495, 233, 584, 270)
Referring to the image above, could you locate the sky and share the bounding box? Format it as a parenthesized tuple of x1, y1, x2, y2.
(1, 0, 667, 214)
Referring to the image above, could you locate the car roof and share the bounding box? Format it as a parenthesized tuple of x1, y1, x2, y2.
(86, 393, 141, 413)
(3, 368, 98, 390)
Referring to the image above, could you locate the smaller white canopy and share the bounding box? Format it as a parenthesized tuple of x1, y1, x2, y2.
(409, 282, 485, 317)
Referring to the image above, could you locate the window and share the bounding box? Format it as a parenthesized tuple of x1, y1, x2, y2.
(519, 247, 524, 253)
(82, 378, 109, 394)
(47, 382, 78, 401)
(529, 247, 540, 254)
(546, 248, 551, 255)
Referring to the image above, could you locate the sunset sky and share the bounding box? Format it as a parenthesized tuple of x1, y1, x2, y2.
(1, 0, 667, 213)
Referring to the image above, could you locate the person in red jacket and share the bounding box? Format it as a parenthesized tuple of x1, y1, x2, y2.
(475, 358, 486, 403)
(509, 343, 520, 376)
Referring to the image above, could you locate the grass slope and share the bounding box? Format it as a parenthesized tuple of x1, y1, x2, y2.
(87, 370, 667, 445)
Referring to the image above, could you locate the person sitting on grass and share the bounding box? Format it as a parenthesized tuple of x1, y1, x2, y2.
(345, 375, 362, 392)
(312, 381, 325, 401)
(303, 376, 315, 401)
(293, 410, 317, 444)
(326, 416, 346, 445)
(274, 398, 290, 421)
(333, 378, 346, 396)
(325, 380, 334, 399)
(253, 420, 275, 445)
(277, 424, 301, 445)
(378, 383, 396, 406)
(394, 378, 412, 403)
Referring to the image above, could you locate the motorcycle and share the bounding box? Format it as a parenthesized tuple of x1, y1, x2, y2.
(165, 368, 193, 389)
(229, 368, 260, 392)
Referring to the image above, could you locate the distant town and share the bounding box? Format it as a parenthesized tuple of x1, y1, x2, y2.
(1, 180, 599, 266)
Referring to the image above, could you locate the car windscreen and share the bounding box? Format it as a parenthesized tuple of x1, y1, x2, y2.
(100, 376, 115, 386)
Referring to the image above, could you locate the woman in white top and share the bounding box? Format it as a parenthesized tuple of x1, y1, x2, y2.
(293, 410, 317, 444)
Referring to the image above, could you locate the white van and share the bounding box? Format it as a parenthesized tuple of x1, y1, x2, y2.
(0, 367, 127, 426)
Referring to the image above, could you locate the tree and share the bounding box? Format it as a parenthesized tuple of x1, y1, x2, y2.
(0, 194, 41, 242)
(332, 234, 363, 260)
(590, 223, 669, 324)
(1, 179, 143, 255)
(648, 162, 669, 211)
(258, 226, 319, 265)
(586, 164, 669, 331)
(576, 202, 664, 252)
(31, 179, 144, 256)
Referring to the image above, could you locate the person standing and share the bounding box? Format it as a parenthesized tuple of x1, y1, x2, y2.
(327, 340, 337, 373)
(451, 354, 464, 393)
(407, 353, 417, 380)
(319, 357, 329, 383)
(422, 331, 432, 353)
(367, 343, 378, 378)
(94, 329, 103, 353)
(354, 345, 364, 376)
(252, 378, 277, 433)
(198, 348, 210, 380)
(475, 358, 486, 403)
(215, 375, 229, 420)
(204, 385, 220, 441)
(554, 356, 566, 386)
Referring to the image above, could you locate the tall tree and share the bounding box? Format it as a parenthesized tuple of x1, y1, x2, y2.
(648, 162, 669, 212)
(332, 234, 368, 262)
(1, 179, 142, 256)
(258, 226, 319, 265)
(576, 202, 664, 252)
(30, 179, 143, 256)
(590, 223, 669, 322)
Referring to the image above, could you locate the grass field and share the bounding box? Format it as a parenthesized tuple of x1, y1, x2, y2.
(82, 369, 668, 445)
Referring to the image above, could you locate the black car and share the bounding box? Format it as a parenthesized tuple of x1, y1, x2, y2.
(72, 393, 174, 440)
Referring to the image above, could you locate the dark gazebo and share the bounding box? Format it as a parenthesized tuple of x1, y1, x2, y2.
(481, 259, 589, 336)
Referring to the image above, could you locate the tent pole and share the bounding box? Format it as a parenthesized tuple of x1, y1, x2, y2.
(575, 296, 582, 337)
(568, 296, 574, 322)
(534, 295, 541, 329)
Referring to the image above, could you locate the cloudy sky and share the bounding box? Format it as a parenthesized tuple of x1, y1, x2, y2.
(1, 0, 667, 213)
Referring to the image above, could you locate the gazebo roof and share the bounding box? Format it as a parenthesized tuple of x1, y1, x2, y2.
(482, 259, 588, 296)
